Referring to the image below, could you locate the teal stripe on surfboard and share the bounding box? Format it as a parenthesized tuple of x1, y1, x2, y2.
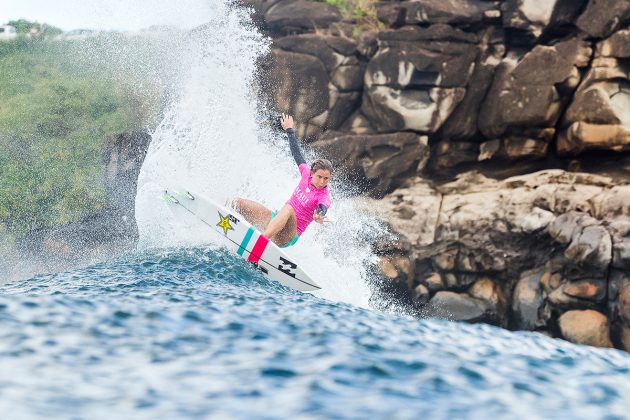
(237, 227, 255, 256)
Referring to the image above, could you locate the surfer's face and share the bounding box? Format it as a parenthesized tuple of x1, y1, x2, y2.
(311, 169, 331, 189)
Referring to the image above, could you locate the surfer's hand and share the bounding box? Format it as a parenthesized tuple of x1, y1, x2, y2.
(281, 113, 294, 130)
(313, 210, 327, 224)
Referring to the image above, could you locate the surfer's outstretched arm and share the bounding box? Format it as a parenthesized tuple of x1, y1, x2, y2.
(281, 113, 306, 166)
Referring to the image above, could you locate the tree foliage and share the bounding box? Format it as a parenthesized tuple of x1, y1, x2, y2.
(316, 0, 383, 34)
(0, 39, 138, 235)
(6, 19, 63, 37)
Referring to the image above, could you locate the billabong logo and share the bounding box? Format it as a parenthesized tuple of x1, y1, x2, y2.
(278, 257, 297, 278)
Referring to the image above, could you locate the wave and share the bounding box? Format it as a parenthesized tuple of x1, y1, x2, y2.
(2, 248, 630, 418)
(134, 1, 383, 308)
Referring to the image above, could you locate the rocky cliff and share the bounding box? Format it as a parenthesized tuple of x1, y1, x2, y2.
(11, 131, 150, 279)
(245, 0, 630, 351)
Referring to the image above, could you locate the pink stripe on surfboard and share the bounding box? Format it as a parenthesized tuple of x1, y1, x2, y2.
(247, 235, 269, 263)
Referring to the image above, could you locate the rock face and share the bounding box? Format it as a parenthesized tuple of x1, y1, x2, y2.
(102, 130, 151, 217)
(245, 0, 630, 352)
(370, 169, 630, 349)
(375, 0, 499, 28)
(251, 0, 630, 193)
(16, 130, 150, 276)
(312, 131, 429, 197)
(558, 29, 630, 155)
(262, 34, 364, 139)
(241, 0, 342, 36)
(362, 25, 474, 133)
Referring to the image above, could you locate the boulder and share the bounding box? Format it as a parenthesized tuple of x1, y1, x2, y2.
(558, 120, 630, 157)
(264, 49, 329, 124)
(469, 277, 504, 308)
(558, 26, 630, 157)
(558, 310, 613, 348)
(375, 0, 500, 28)
(440, 46, 502, 141)
(563, 279, 606, 301)
(548, 211, 612, 271)
(331, 65, 365, 92)
(324, 91, 362, 130)
(362, 25, 477, 132)
(263, 0, 342, 35)
(597, 29, 630, 58)
(102, 130, 151, 216)
(423, 291, 491, 322)
(378, 255, 413, 287)
(312, 132, 429, 197)
(478, 138, 549, 161)
(424, 272, 445, 292)
(340, 111, 376, 134)
(576, 0, 630, 38)
(502, 0, 588, 43)
(274, 34, 358, 73)
(432, 140, 479, 170)
(512, 268, 544, 330)
(369, 177, 442, 246)
(608, 220, 630, 270)
(609, 270, 630, 351)
(592, 185, 630, 219)
(563, 83, 630, 127)
(469, 276, 507, 321)
(413, 284, 431, 305)
(479, 38, 592, 140)
(548, 278, 607, 308)
(268, 34, 364, 135)
(357, 30, 379, 60)
(238, 0, 283, 27)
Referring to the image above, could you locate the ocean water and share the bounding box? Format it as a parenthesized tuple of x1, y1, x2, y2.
(1, 247, 630, 419)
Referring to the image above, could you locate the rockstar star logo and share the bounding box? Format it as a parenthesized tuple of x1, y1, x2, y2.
(216, 212, 234, 235)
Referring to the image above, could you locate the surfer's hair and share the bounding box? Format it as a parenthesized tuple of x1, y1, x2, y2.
(311, 159, 333, 174)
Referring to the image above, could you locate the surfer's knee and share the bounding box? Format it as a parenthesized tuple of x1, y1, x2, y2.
(228, 197, 244, 211)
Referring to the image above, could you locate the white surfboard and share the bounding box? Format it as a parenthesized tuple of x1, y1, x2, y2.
(162, 188, 321, 292)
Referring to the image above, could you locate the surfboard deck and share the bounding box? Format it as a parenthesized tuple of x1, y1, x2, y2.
(162, 188, 321, 292)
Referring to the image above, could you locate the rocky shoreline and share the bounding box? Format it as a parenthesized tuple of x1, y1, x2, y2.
(245, 0, 630, 351)
(370, 170, 630, 349)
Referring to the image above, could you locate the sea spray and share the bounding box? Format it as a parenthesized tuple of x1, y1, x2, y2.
(135, 2, 386, 307)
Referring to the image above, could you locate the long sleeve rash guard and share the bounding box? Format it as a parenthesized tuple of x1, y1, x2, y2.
(286, 128, 306, 166)
(285, 128, 328, 217)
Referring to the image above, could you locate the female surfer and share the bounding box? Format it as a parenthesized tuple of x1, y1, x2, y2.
(230, 114, 332, 248)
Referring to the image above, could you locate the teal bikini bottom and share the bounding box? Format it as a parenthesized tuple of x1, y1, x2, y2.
(270, 210, 299, 248)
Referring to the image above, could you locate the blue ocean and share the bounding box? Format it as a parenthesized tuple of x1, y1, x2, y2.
(1, 247, 630, 418)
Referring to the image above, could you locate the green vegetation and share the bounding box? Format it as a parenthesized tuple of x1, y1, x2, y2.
(6, 19, 63, 37)
(317, 0, 383, 35)
(0, 36, 160, 236)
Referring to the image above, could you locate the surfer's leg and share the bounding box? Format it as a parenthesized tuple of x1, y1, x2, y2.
(230, 198, 271, 231)
(264, 204, 297, 245)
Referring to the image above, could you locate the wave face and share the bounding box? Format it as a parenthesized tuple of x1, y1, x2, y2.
(135, 2, 379, 307)
(2, 249, 630, 418)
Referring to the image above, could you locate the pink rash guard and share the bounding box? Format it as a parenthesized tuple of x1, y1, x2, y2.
(287, 163, 331, 236)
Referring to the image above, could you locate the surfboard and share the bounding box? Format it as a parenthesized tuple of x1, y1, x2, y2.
(162, 188, 321, 292)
